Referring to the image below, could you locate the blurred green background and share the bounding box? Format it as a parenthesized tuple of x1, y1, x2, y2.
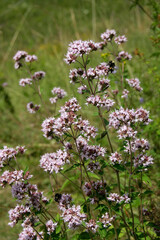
(0, 0, 160, 239)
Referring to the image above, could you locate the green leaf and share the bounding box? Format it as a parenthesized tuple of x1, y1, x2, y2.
(132, 198, 141, 207)
(86, 58, 90, 65)
(150, 52, 160, 57)
(83, 203, 89, 213)
(78, 232, 90, 239)
(101, 130, 108, 139)
(95, 204, 108, 212)
(143, 190, 153, 196)
(113, 164, 126, 172)
(56, 225, 61, 234)
(99, 228, 107, 238)
(34, 221, 41, 227)
(118, 228, 126, 238)
(64, 163, 80, 173)
(60, 173, 80, 191)
(105, 227, 115, 238)
(71, 234, 79, 240)
(92, 112, 99, 116)
(103, 118, 109, 126)
(23, 166, 29, 174)
(64, 132, 72, 137)
(100, 159, 108, 168)
(55, 213, 60, 222)
(143, 173, 152, 187)
(88, 172, 100, 180)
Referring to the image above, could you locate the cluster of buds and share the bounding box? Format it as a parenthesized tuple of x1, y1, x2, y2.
(83, 180, 107, 201)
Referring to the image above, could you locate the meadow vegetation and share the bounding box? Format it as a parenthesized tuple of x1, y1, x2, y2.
(0, 0, 160, 239)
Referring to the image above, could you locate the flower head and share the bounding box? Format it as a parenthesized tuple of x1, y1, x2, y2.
(13, 51, 28, 61)
(101, 29, 116, 42)
(27, 102, 40, 114)
(61, 205, 86, 229)
(46, 220, 57, 235)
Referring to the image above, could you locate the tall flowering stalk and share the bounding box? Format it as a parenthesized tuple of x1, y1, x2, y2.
(0, 29, 157, 239)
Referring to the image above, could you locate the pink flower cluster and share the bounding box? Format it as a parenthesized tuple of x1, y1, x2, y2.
(117, 125, 137, 139)
(64, 40, 101, 64)
(134, 155, 154, 168)
(18, 226, 42, 240)
(69, 68, 83, 84)
(86, 219, 99, 233)
(25, 55, 38, 62)
(114, 35, 127, 44)
(0, 146, 26, 168)
(86, 95, 115, 110)
(40, 149, 70, 173)
(126, 78, 143, 92)
(124, 138, 149, 153)
(87, 161, 101, 173)
(42, 98, 97, 140)
(19, 78, 32, 87)
(121, 89, 129, 99)
(50, 87, 67, 104)
(59, 97, 81, 113)
(98, 78, 110, 91)
(95, 62, 111, 76)
(8, 204, 30, 227)
(13, 51, 46, 92)
(61, 205, 86, 229)
(19, 71, 45, 87)
(46, 220, 57, 235)
(117, 51, 132, 61)
(101, 29, 116, 42)
(109, 107, 151, 139)
(13, 51, 38, 70)
(83, 180, 106, 198)
(76, 136, 106, 160)
(10, 181, 48, 209)
(58, 193, 72, 209)
(77, 85, 87, 94)
(0, 170, 32, 187)
(109, 152, 123, 165)
(27, 102, 40, 113)
(74, 120, 97, 140)
(32, 71, 46, 80)
(107, 193, 130, 204)
(99, 212, 115, 228)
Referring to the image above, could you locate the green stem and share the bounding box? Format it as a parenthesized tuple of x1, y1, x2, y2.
(128, 141, 137, 240)
(97, 106, 114, 153)
(140, 172, 147, 240)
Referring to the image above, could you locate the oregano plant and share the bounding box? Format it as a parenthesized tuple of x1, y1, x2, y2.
(0, 29, 157, 239)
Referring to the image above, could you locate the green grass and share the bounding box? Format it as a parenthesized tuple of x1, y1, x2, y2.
(0, 0, 159, 239)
